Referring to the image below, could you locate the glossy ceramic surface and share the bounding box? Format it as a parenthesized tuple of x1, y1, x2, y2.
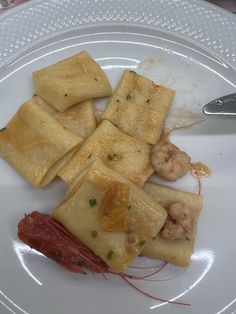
(0, 1, 236, 314)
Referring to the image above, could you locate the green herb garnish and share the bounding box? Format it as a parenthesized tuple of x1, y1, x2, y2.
(126, 93, 132, 101)
(139, 240, 146, 246)
(106, 250, 113, 260)
(130, 70, 137, 75)
(107, 153, 121, 161)
(0, 127, 6, 132)
(146, 99, 150, 103)
(128, 205, 132, 210)
(88, 154, 92, 159)
(185, 237, 191, 241)
(94, 78, 98, 81)
(89, 198, 97, 207)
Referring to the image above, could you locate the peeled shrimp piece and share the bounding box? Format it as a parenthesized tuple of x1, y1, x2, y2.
(151, 138, 190, 181)
(161, 201, 195, 241)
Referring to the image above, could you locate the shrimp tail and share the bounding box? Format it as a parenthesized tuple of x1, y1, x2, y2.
(18, 211, 109, 274)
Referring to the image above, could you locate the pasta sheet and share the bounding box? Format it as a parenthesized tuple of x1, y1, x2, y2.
(0, 100, 83, 188)
(59, 120, 154, 186)
(102, 70, 175, 144)
(53, 160, 167, 272)
(142, 182, 203, 266)
(33, 94, 96, 138)
(33, 51, 112, 112)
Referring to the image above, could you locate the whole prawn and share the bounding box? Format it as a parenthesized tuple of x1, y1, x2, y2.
(18, 211, 190, 306)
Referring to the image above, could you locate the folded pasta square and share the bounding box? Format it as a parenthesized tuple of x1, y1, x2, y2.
(101, 70, 175, 144)
(102, 95, 165, 144)
(33, 51, 112, 112)
(112, 70, 175, 113)
(58, 120, 154, 186)
(0, 100, 83, 188)
(53, 160, 167, 272)
(33, 94, 96, 138)
(142, 182, 203, 267)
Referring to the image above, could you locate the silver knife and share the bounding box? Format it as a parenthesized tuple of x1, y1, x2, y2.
(202, 93, 236, 116)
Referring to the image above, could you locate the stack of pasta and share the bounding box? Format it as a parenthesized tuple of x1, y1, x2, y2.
(0, 51, 202, 273)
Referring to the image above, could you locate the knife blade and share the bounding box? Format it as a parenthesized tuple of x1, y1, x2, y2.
(202, 93, 236, 116)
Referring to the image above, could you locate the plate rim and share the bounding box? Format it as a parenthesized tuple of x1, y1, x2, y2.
(0, 0, 235, 68)
(0, 1, 236, 314)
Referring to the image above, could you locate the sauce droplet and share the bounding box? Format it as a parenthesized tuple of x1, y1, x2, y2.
(190, 162, 211, 178)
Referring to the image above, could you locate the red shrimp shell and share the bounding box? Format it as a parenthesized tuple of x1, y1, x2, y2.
(18, 211, 109, 274)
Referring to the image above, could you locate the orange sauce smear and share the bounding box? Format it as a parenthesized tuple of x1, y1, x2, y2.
(190, 162, 211, 195)
(99, 181, 130, 232)
(190, 162, 211, 178)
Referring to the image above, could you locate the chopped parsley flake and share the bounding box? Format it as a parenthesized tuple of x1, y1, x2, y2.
(146, 99, 150, 103)
(107, 153, 121, 161)
(89, 198, 97, 207)
(185, 237, 191, 241)
(106, 250, 113, 260)
(126, 93, 132, 101)
(0, 127, 6, 132)
(139, 240, 146, 246)
(128, 205, 132, 210)
(94, 78, 98, 81)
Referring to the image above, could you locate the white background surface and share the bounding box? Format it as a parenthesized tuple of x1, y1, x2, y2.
(0, 1, 236, 314)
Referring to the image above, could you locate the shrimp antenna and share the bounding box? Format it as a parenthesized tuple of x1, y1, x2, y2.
(121, 275, 191, 306)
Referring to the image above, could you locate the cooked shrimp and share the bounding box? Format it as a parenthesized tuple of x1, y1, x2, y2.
(18, 211, 108, 274)
(18, 211, 189, 306)
(151, 138, 190, 181)
(161, 201, 195, 240)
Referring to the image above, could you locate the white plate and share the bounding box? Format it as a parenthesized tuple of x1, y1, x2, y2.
(0, 1, 236, 314)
